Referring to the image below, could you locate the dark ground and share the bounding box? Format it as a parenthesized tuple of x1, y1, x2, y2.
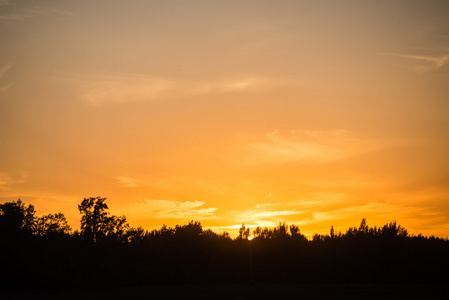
(4, 284, 449, 300)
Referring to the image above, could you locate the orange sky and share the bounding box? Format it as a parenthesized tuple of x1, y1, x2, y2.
(1, 0, 449, 238)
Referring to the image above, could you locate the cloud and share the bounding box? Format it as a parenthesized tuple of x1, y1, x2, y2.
(81, 73, 175, 105)
(227, 198, 432, 233)
(0, 171, 28, 190)
(0, 172, 9, 187)
(256, 200, 324, 209)
(0, 13, 32, 20)
(239, 129, 394, 166)
(195, 76, 279, 94)
(0, 3, 73, 21)
(124, 199, 217, 220)
(0, 63, 13, 93)
(113, 175, 186, 192)
(300, 199, 448, 229)
(236, 210, 302, 219)
(0, 63, 12, 79)
(401, 54, 449, 69)
(230, 201, 304, 226)
(384, 51, 449, 71)
(114, 176, 139, 188)
(68, 71, 286, 105)
(243, 131, 342, 165)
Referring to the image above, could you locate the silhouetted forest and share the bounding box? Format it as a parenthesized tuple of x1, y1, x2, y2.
(1, 197, 449, 290)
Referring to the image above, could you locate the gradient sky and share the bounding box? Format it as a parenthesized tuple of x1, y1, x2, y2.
(1, 0, 449, 237)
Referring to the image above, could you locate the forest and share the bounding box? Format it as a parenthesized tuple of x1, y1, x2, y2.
(1, 197, 449, 290)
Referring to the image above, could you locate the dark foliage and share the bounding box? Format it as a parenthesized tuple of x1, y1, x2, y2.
(1, 199, 449, 290)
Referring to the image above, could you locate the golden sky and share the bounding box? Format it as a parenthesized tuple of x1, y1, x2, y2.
(1, 0, 449, 237)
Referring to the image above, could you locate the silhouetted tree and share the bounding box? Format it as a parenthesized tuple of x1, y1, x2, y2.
(78, 197, 109, 241)
(219, 231, 231, 240)
(3, 197, 449, 289)
(36, 213, 71, 236)
(289, 224, 300, 236)
(126, 226, 147, 243)
(273, 222, 289, 238)
(149, 224, 175, 239)
(252, 226, 274, 239)
(381, 221, 408, 239)
(202, 228, 219, 239)
(0, 199, 36, 236)
(330, 225, 335, 238)
(238, 224, 250, 240)
(359, 218, 369, 234)
(175, 220, 202, 237)
(253, 226, 262, 238)
(78, 197, 133, 243)
(290, 224, 308, 242)
(104, 215, 129, 242)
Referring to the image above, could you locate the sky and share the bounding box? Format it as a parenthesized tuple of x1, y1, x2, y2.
(1, 0, 449, 238)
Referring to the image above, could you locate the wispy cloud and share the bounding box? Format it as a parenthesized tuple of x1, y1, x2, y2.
(401, 54, 449, 69)
(64, 71, 286, 105)
(256, 200, 323, 209)
(0, 1, 73, 21)
(114, 176, 140, 188)
(0, 63, 12, 79)
(239, 129, 395, 166)
(0, 171, 28, 190)
(124, 199, 217, 220)
(230, 202, 304, 227)
(234, 209, 302, 220)
(194, 76, 281, 94)
(384, 51, 449, 71)
(81, 73, 174, 105)
(0, 63, 13, 93)
(0, 12, 32, 20)
(0, 172, 9, 187)
(242, 131, 343, 165)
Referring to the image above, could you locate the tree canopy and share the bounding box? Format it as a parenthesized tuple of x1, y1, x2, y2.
(1, 198, 448, 290)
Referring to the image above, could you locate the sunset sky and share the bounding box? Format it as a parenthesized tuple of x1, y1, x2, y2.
(1, 0, 449, 238)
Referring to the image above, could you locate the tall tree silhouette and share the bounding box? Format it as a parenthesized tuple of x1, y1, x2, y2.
(78, 197, 130, 242)
(78, 197, 109, 241)
(238, 224, 250, 240)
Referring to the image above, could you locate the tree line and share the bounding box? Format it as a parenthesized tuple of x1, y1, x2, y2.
(1, 197, 448, 289)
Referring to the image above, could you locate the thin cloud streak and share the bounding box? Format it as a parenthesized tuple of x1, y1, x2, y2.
(0, 3, 73, 21)
(0, 63, 13, 92)
(66, 71, 287, 105)
(400, 54, 449, 69)
(0, 13, 32, 21)
(123, 199, 218, 220)
(114, 177, 139, 188)
(0, 83, 12, 93)
(0, 171, 28, 191)
(81, 73, 175, 105)
(231, 203, 303, 225)
(383, 51, 449, 70)
(239, 129, 398, 166)
(0, 63, 12, 79)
